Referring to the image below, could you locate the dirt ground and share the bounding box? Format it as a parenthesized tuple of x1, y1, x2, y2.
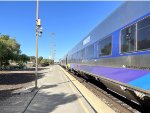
(0, 67, 49, 113)
(0, 68, 46, 96)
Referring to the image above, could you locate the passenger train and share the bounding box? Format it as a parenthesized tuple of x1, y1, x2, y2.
(60, 1, 150, 106)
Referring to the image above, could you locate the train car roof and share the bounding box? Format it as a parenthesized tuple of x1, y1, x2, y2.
(67, 1, 150, 56)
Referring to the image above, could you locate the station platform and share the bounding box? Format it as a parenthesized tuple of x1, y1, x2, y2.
(25, 65, 115, 113)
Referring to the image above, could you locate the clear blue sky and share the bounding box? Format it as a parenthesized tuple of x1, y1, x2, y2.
(0, 1, 123, 61)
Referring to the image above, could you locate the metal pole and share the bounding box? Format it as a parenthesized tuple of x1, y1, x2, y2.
(53, 50, 56, 62)
(35, 0, 39, 88)
(50, 32, 54, 64)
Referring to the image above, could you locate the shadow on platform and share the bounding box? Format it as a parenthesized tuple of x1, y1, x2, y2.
(40, 84, 58, 89)
(27, 91, 79, 113)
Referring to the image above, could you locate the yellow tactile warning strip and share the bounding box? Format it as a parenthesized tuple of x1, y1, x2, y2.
(60, 67, 116, 113)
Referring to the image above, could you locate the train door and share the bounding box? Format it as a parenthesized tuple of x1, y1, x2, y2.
(66, 55, 68, 65)
(66, 55, 68, 68)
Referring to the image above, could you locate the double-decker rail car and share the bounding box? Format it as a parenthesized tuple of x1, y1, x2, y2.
(61, 1, 150, 106)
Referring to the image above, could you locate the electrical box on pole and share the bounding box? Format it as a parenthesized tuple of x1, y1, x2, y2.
(37, 19, 41, 27)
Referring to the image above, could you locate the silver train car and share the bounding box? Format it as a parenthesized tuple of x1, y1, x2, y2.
(61, 1, 150, 106)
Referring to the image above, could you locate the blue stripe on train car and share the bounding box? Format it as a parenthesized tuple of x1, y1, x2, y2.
(128, 73, 150, 90)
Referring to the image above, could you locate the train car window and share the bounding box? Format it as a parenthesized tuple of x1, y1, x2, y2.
(76, 51, 79, 62)
(73, 53, 76, 63)
(67, 55, 69, 63)
(72, 54, 73, 62)
(81, 49, 85, 61)
(74, 53, 76, 62)
(70, 55, 72, 63)
(78, 50, 82, 62)
(137, 16, 150, 50)
(76, 52, 78, 62)
(99, 36, 112, 56)
(86, 44, 94, 59)
(72, 54, 73, 63)
(121, 24, 136, 53)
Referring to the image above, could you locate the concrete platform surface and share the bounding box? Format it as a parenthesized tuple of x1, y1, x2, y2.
(24, 65, 96, 113)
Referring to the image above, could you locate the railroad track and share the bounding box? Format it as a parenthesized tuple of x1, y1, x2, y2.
(67, 70, 148, 113)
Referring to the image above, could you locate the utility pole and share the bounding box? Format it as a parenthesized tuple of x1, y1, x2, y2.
(50, 32, 54, 64)
(35, 0, 39, 88)
(53, 49, 56, 63)
(35, 0, 43, 88)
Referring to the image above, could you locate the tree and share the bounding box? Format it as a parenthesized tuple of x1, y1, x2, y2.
(30, 56, 36, 64)
(0, 41, 6, 66)
(0, 35, 20, 67)
(38, 56, 43, 64)
(40, 59, 53, 66)
(17, 54, 30, 67)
